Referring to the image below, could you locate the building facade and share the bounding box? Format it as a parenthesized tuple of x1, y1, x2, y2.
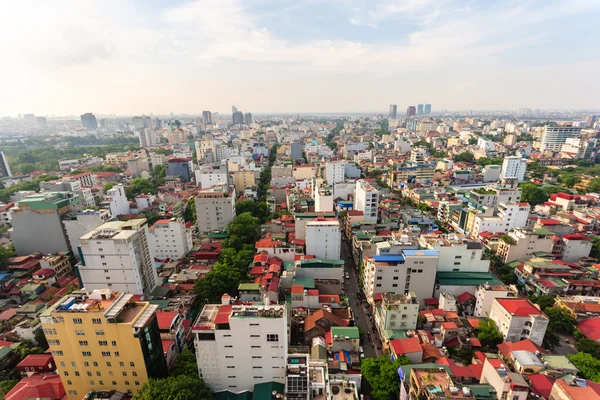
(354, 179, 379, 222)
(147, 218, 193, 262)
(305, 220, 341, 260)
(194, 184, 236, 232)
(488, 298, 549, 346)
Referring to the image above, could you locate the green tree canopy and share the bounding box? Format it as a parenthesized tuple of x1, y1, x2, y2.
(520, 184, 549, 206)
(0, 244, 16, 270)
(477, 157, 503, 167)
(361, 355, 411, 400)
(568, 352, 600, 383)
(104, 182, 118, 192)
(529, 295, 555, 310)
(544, 306, 576, 334)
(170, 348, 199, 378)
(575, 338, 600, 358)
(587, 178, 600, 193)
(184, 197, 196, 223)
(476, 319, 504, 349)
(133, 375, 212, 400)
(453, 152, 475, 163)
(127, 178, 158, 199)
(222, 212, 260, 250)
(468, 137, 478, 145)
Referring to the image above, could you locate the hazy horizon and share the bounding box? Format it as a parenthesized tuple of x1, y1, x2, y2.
(2, 0, 600, 116)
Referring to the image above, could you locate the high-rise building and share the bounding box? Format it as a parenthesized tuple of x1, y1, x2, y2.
(36, 116, 47, 125)
(40, 288, 168, 399)
(232, 111, 244, 124)
(78, 219, 159, 296)
(540, 125, 582, 152)
(417, 104, 424, 115)
(147, 217, 193, 262)
(80, 113, 98, 130)
(424, 104, 431, 114)
(63, 209, 112, 259)
(585, 115, 597, 128)
(406, 106, 416, 118)
(306, 220, 341, 260)
(193, 300, 288, 392)
(194, 183, 236, 232)
(0, 151, 11, 178)
(354, 179, 379, 222)
(244, 112, 252, 124)
(24, 113, 36, 123)
(138, 129, 157, 147)
(202, 111, 212, 124)
(232, 105, 238, 114)
(388, 104, 397, 119)
(11, 192, 80, 256)
(500, 156, 527, 182)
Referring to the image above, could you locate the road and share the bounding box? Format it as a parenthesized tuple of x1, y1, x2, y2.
(341, 233, 379, 359)
(553, 333, 577, 356)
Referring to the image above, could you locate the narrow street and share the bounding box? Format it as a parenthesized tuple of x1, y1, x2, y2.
(341, 234, 380, 359)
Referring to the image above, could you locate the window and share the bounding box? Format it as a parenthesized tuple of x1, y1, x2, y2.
(67, 380, 72, 386)
(376, 284, 382, 287)
(93, 362, 98, 367)
(392, 284, 398, 288)
(132, 371, 137, 377)
(99, 380, 104, 386)
(96, 371, 101, 376)
(48, 340, 61, 345)
(392, 276, 399, 280)
(225, 345, 233, 348)
(79, 341, 88, 346)
(87, 371, 92, 377)
(226, 356, 234, 358)
(130, 362, 135, 367)
(68, 390, 78, 396)
(64, 371, 69, 376)
(106, 362, 112, 367)
(250, 335, 260, 338)
(253, 366, 263, 369)
(84, 362, 89, 367)
(92, 318, 102, 324)
(250, 323, 259, 326)
(227, 366, 235, 369)
(52, 350, 64, 356)
(223, 334, 231, 337)
(98, 341, 108, 346)
(252, 356, 262, 359)
(267, 334, 279, 342)
(75, 330, 85, 336)
(60, 361, 65, 367)
(73, 318, 83, 324)
(111, 341, 117, 346)
(90, 380, 95, 386)
(102, 351, 111, 357)
(122, 372, 128, 377)
(82, 351, 92, 357)
(455, 255, 462, 259)
(75, 371, 80, 376)
(135, 381, 140, 386)
(228, 376, 236, 378)
(251, 346, 261, 348)
(112, 381, 117, 386)
(120, 362, 125, 367)
(96, 330, 104, 336)
(125, 381, 130, 386)
(114, 351, 120, 356)
(453, 262, 461, 265)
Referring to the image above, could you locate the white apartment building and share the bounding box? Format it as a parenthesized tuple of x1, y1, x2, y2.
(418, 235, 490, 273)
(363, 250, 439, 308)
(472, 202, 530, 237)
(100, 185, 130, 217)
(500, 156, 527, 182)
(488, 298, 549, 346)
(193, 301, 288, 392)
(541, 126, 582, 152)
(150, 153, 166, 168)
(78, 219, 159, 296)
(195, 167, 229, 189)
(375, 292, 419, 334)
(139, 128, 157, 147)
(194, 184, 236, 233)
(354, 179, 379, 222)
(560, 234, 593, 262)
(480, 359, 529, 400)
(148, 217, 193, 262)
(314, 186, 334, 212)
(410, 147, 427, 163)
(63, 209, 112, 259)
(496, 228, 554, 263)
(325, 161, 345, 185)
(473, 284, 516, 317)
(305, 220, 341, 260)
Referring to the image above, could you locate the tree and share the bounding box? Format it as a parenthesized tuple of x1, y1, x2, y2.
(520, 184, 549, 206)
(476, 319, 504, 349)
(103, 182, 118, 192)
(127, 178, 157, 199)
(587, 178, 600, 193)
(560, 173, 581, 188)
(171, 348, 198, 377)
(568, 352, 600, 383)
(222, 212, 260, 251)
(530, 295, 555, 310)
(544, 306, 576, 334)
(34, 328, 48, 349)
(477, 157, 503, 167)
(468, 137, 478, 145)
(0, 380, 18, 397)
(133, 375, 212, 400)
(543, 327, 561, 350)
(184, 197, 196, 223)
(417, 203, 434, 213)
(0, 244, 16, 270)
(453, 152, 475, 163)
(361, 355, 411, 400)
(575, 338, 600, 358)
(591, 236, 600, 260)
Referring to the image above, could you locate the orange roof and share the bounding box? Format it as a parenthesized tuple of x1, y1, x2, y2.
(291, 285, 304, 294)
(496, 298, 542, 316)
(390, 337, 422, 356)
(304, 309, 344, 332)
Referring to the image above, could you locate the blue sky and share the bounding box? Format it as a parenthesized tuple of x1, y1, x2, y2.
(1, 0, 599, 116)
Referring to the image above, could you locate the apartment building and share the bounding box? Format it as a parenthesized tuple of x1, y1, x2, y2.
(362, 250, 438, 308)
(354, 179, 379, 222)
(100, 185, 130, 217)
(194, 184, 236, 233)
(375, 292, 419, 337)
(78, 219, 158, 296)
(40, 178, 96, 208)
(40, 289, 167, 399)
(496, 228, 554, 263)
(541, 126, 582, 152)
(473, 284, 517, 317)
(418, 234, 490, 273)
(472, 202, 531, 237)
(325, 161, 345, 185)
(39, 253, 73, 279)
(232, 170, 256, 193)
(500, 156, 527, 182)
(193, 301, 288, 392)
(63, 209, 112, 260)
(305, 219, 341, 260)
(195, 165, 229, 189)
(147, 217, 193, 262)
(560, 233, 592, 262)
(480, 358, 529, 400)
(10, 192, 79, 256)
(488, 298, 549, 346)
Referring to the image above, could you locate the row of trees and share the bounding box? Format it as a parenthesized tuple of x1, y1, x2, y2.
(361, 355, 411, 400)
(0, 174, 59, 203)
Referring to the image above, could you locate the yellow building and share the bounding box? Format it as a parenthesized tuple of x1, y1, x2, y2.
(105, 152, 134, 165)
(40, 288, 167, 399)
(232, 170, 256, 193)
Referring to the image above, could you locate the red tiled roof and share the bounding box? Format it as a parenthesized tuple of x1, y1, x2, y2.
(424, 298, 439, 306)
(440, 322, 458, 330)
(496, 298, 542, 316)
(390, 337, 422, 356)
(470, 337, 481, 347)
(528, 374, 555, 399)
(564, 233, 591, 241)
(162, 339, 175, 355)
(469, 364, 484, 380)
(304, 309, 344, 332)
(450, 365, 476, 378)
(156, 312, 178, 330)
(5, 373, 65, 400)
(250, 266, 265, 276)
(291, 285, 304, 294)
(497, 339, 548, 357)
(0, 308, 18, 321)
(577, 317, 600, 341)
(33, 268, 55, 278)
(538, 219, 562, 226)
(457, 292, 475, 303)
(214, 305, 232, 325)
(318, 294, 340, 303)
(17, 354, 53, 369)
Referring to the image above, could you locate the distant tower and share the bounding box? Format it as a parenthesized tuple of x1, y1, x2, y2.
(406, 106, 416, 118)
(202, 111, 212, 124)
(388, 104, 397, 119)
(232, 105, 238, 114)
(244, 113, 253, 125)
(424, 104, 432, 114)
(80, 113, 98, 130)
(232, 111, 244, 124)
(417, 104, 424, 115)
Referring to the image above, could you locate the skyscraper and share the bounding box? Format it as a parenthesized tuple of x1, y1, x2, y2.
(424, 104, 432, 114)
(388, 104, 397, 119)
(417, 104, 424, 115)
(244, 112, 252, 124)
(202, 110, 212, 124)
(138, 129, 157, 147)
(232, 111, 244, 124)
(232, 105, 238, 114)
(80, 113, 98, 130)
(0, 151, 11, 178)
(406, 106, 416, 118)
(540, 125, 582, 152)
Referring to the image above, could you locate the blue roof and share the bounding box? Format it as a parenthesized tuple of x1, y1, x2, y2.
(402, 249, 439, 257)
(372, 254, 405, 263)
(0, 273, 11, 281)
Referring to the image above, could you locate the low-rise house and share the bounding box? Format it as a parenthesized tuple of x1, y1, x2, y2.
(488, 298, 549, 346)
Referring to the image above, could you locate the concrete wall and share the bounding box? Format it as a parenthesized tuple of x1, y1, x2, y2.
(12, 211, 70, 256)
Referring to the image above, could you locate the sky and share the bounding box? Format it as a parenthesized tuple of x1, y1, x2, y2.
(1, 0, 599, 116)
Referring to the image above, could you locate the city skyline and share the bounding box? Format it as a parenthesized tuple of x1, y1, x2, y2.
(2, 0, 600, 116)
